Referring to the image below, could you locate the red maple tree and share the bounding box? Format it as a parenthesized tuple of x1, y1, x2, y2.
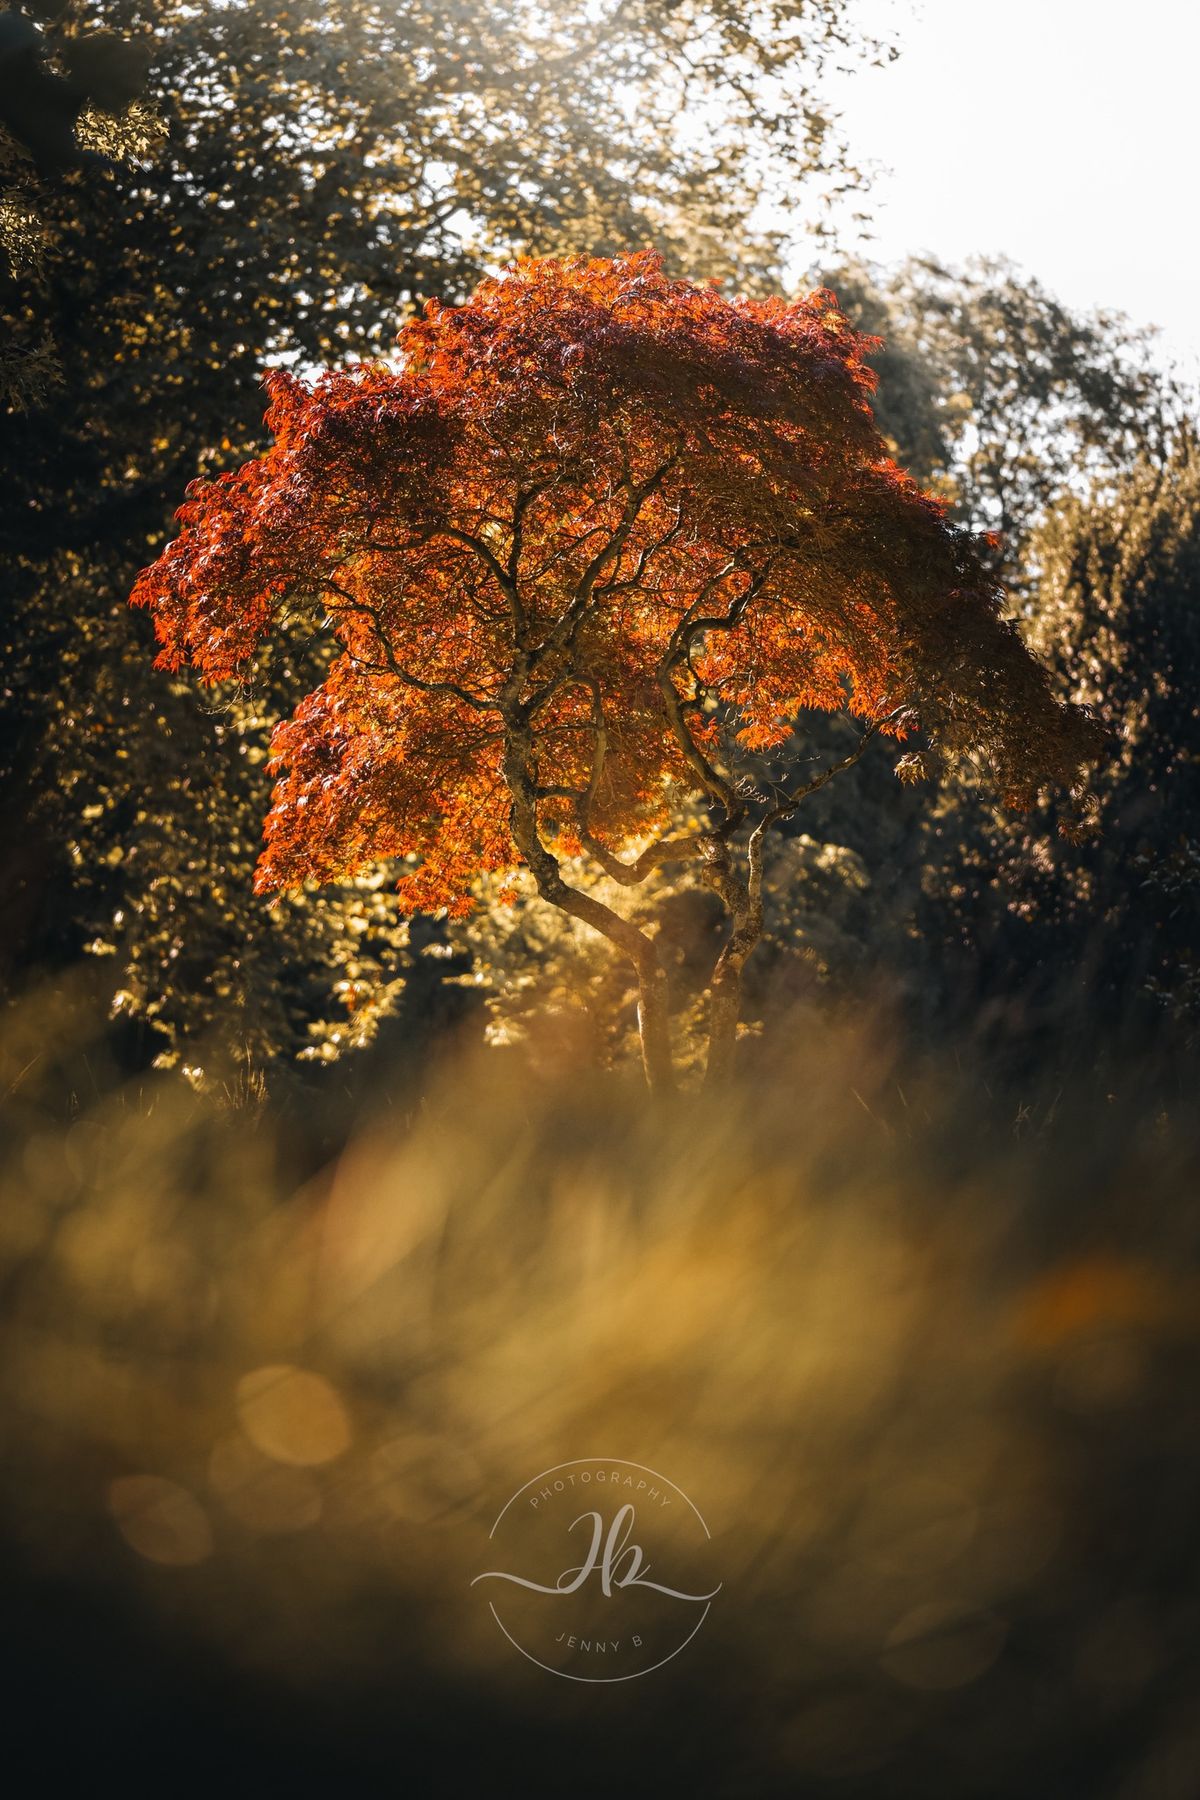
(132, 251, 1103, 1088)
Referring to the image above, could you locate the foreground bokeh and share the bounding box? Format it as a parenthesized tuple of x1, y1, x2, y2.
(2, 991, 1198, 1795)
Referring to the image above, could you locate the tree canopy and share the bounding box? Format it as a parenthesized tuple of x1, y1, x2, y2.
(134, 251, 1104, 1084)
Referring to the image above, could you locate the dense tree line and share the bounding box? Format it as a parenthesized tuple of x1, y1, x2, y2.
(2, 0, 1195, 1101)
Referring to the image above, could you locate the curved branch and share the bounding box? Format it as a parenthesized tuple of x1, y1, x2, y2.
(754, 712, 897, 836)
(440, 524, 529, 641)
(319, 580, 499, 710)
(544, 674, 705, 887)
(530, 454, 679, 672)
(579, 830, 707, 887)
(654, 557, 777, 826)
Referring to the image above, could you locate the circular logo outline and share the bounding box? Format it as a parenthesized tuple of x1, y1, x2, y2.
(474, 1456, 720, 1684)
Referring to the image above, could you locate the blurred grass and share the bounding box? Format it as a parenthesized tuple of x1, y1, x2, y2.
(1, 982, 1199, 1795)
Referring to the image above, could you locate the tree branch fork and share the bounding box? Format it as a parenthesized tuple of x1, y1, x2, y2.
(322, 473, 894, 1090)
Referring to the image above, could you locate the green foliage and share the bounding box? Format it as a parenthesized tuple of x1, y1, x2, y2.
(0, 2, 163, 405)
(860, 429, 1200, 1064)
(827, 257, 1184, 575)
(1027, 437, 1200, 1015)
(1, 0, 878, 1081)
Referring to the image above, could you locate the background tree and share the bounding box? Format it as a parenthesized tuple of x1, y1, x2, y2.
(0, 0, 160, 406)
(1020, 436, 1200, 1033)
(133, 253, 1103, 1088)
(827, 258, 1182, 579)
(1, 0, 884, 1083)
(853, 265, 1197, 1074)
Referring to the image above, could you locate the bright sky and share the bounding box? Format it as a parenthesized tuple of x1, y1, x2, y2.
(822, 0, 1200, 376)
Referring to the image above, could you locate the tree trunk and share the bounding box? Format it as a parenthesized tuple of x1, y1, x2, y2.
(503, 719, 676, 1092)
(704, 961, 744, 1084)
(700, 832, 765, 1087)
(635, 959, 675, 1094)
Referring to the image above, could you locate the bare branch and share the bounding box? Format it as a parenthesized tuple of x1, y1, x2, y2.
(754, 711, 900, 837)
